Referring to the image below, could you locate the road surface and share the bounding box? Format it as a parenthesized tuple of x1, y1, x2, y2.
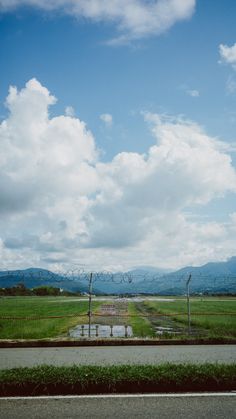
(0, 394, 235, 418)
(0, 345, 235, 369)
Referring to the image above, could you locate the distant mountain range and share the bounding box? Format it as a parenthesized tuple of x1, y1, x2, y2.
(0, 257, 236, 295)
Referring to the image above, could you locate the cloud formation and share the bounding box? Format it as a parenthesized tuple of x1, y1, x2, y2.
(0, 78, 236, 271)
(219, 42, 236, 69)
(186, 89, 199, 97)
(100, 113, 113, 127)
(0, 0, 196, 42)
(226, 75, 236, 94)
(65, 106, 75, 117)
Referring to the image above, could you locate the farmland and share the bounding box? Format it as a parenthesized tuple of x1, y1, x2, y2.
(0, 296, 235, 340)
(134, 298, 236, 338)
(0, 296, 101, 339)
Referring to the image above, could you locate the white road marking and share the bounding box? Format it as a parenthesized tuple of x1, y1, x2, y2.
(1, 392, 236, 400)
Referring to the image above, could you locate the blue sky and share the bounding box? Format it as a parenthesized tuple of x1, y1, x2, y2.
(0, 0, 236, 271)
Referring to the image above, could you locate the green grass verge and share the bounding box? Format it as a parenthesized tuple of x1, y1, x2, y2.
(0, 364, 235, 396)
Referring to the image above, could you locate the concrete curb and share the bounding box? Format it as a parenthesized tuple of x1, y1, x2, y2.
(1, 338, 236, 348)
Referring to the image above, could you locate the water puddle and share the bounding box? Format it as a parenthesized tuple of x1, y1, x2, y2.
(155, 326, 183, 335)
(69, 324, 133, 338)
(155, 324, 205, 336)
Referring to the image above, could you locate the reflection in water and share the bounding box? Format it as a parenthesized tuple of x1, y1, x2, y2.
(69, 324, 133, 338)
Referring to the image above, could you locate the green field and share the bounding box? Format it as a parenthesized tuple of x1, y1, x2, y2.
(0, 296, 235, 340)
(0, 296, 101, 339)
(140, 298, 236, 338)
(128, 302, 156, 337)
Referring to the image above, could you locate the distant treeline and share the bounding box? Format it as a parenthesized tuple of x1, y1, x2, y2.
(0, 283, 235, 297)
(0, 283, 80, 296)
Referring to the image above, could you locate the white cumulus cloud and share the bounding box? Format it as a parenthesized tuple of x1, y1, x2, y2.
(0, 0, 196, 42)
(0, 78, 98, 215)
(219, 42, 236, 70)
(86, 112, 236, 249)
(0, 79, 236, 271)
(65, 105, 75, 117)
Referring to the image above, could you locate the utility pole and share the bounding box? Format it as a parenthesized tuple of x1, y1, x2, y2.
(88, 272, 93, 338)
(186, 274, 191, 335)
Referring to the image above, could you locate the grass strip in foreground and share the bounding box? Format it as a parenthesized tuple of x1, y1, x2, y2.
(0, 364, 235, 396)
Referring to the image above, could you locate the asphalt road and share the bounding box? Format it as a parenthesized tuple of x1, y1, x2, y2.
(0, 394, 235, 418)
(0, 345, 235, 369)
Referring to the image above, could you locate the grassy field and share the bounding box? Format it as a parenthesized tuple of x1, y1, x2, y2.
(142, 298, 236, 338)
(128, 302, 155, 337)
(0, 296, 101, 339)
(0, 296, 235, 339)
